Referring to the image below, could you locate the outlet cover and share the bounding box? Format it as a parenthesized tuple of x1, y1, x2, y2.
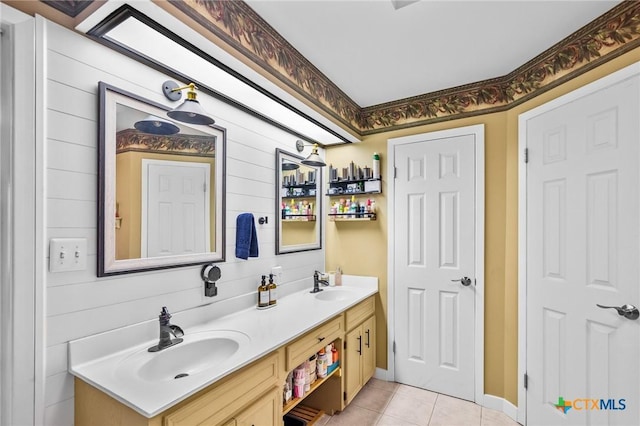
(49, 238, 87, 272)
(271, 266, 283, 283)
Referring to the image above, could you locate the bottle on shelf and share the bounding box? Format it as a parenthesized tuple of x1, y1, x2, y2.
(258, 275, 269, 308)
(316, 348, 328, 379)
(268, 273, 277, 306)
(372, 152, 380, 179)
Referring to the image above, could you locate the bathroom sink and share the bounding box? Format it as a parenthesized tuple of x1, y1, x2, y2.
(116, 330, 250, 383)
(314, 288, 355, 302)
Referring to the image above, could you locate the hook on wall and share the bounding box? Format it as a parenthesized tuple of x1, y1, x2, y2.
(258, 216, 268, 225)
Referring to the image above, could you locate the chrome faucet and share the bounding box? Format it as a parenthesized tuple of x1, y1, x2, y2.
(148, 307, 184, 352)
(310, 270, 330, 293)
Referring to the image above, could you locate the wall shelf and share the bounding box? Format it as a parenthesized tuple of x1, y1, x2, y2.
(283, 215, 316, 222)
(328, 213, 376, 221)
(282, 195, 316, 200)
(327, 178, 381, 196)
(283, 365, 341, 415)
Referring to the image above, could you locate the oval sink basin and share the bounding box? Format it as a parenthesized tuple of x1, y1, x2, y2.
(116, 330, 250, 383)
(314, 289, 354, 301)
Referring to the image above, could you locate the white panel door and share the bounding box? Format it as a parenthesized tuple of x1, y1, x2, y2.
(394, 134, 476, 400)
(526, 75, 640, 425)
(142, 160, 210, 257)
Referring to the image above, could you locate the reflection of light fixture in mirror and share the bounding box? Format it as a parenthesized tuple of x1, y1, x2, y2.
(162, 81, 215, 125)
(296, 140, 326, 167)
(282, 161, 300, 171)
(134, 115, 180, 135)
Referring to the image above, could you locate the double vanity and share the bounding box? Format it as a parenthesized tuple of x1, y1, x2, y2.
(69, 275, 378, 425)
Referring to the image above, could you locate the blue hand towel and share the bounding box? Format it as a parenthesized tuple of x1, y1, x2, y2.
(235, 213, 259, 259)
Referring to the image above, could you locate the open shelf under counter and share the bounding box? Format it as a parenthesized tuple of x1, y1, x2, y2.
(328, 213, 377, 221)
(283, 366, 341, 416)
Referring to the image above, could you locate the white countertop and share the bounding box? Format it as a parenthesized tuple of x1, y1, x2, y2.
(68, 275, 378, 418)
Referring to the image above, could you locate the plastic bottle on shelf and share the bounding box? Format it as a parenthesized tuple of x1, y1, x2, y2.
(331, 343, 338, 364)
(316, 348, 328, 379)
(372, 152, 381, 179)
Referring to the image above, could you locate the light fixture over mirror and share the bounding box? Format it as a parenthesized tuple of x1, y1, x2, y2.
(162, 81, 216, 125)
(296, 140, 326, 167)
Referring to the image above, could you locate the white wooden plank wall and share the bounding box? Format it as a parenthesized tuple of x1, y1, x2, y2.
(42, 20, 324, 425)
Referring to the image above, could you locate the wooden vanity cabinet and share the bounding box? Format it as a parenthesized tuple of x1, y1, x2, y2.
(74, 295, 377, 425)
(344, 296, 376, 404)
(75, 351, 280, 426)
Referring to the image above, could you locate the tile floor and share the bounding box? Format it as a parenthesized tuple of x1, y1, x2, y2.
(315, 379, 520, 426)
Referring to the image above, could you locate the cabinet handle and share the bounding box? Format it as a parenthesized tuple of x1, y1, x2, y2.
(318, 336, 325, 342)
(357, 335, 362, 355)
(365, 329, 370, 348)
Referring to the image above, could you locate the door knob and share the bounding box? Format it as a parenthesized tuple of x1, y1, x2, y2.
(451, 277, 473, 286)
(596, 304, 639, 320)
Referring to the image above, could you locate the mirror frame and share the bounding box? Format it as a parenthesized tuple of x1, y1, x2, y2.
(98, 82, 226, 276)
(275, 148, 322, 254)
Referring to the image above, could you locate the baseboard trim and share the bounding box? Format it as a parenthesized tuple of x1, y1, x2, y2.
(483, 394, 519, 423)
(373, 368, 389, 381)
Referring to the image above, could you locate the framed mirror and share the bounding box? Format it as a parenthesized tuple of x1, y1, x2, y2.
(98, 82, 226, 276)
(276, 149, 322, 254)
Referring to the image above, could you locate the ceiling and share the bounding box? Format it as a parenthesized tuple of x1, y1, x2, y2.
(245, 0, 622, 107)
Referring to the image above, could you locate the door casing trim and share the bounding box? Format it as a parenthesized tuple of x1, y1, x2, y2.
(386, 124, 485, 404)
(517, 60, 640, 425)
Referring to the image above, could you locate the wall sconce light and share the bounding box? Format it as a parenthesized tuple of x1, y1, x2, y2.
(134, 115, 180, 135)
(296, 140, 326, 167)
(162, 81, 215, 125)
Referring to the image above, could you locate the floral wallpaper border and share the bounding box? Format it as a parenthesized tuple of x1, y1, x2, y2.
(41, 0, 94, 18)
(116, 129, 216, 156)
(168, 0, 640, 136)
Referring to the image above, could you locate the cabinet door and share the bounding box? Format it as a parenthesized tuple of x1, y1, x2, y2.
(344, 327, 362, 404)
(235, 388, 280, 426)
(361, 316, 376, 384)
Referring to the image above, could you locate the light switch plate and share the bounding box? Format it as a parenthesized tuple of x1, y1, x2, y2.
(49, 238, 87, 272)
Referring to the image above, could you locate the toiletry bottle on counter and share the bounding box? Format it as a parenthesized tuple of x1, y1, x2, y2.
(258, 275, 269, 308)
(268, 273, 277, 306)
(335, 267, 342, 286)
(372, 152, 380, 179)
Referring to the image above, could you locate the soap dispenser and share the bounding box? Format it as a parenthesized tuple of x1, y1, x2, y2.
(258, 275, 269, 308)
(268, 273, 277, 306)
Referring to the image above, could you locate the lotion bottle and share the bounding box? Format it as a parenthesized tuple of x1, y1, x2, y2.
(268, 273, 277, 306)
(258, 275, 269, 308)
(372, 152, 381, 179)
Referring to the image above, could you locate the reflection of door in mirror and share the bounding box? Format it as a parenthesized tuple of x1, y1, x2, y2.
(114, 125, 216, 260)
(141, 159, 210, 257)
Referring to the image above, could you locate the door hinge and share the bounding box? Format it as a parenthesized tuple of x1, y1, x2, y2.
(344, 340, 347, 350)
(203, 182, 207, 192)
(524, 373, 528, 389)
(524, 148, 529, 164)
(394, 166, 397, 178)
(393, 341, 396, 354)
(343, 391, 347, 401)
